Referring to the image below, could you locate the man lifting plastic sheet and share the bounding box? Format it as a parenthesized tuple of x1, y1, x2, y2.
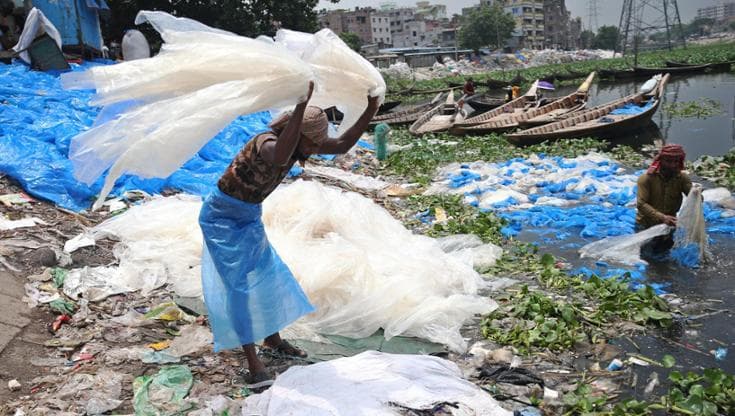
(200, 83, 379, 387)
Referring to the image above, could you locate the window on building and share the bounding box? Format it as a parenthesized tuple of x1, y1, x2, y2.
(374, 27, 377, 32)
(413, 31, 417, 36)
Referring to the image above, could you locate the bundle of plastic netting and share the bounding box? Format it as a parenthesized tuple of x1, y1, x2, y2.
(73, 181, 497, 351)
(671, 183, 709, 267)
(61, 11, 385, 210)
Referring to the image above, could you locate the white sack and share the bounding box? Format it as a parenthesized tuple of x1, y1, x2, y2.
(12, 8, 62, 64)
(121, 29, 150, 61)
(275, 28, 386, 135)
(579, 223, 672, 266)
(242, 351, 512, 416)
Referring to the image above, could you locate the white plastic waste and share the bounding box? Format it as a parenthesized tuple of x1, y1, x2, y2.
(67, 181, 497, 351)
(12, 8, 63, 64)
(639, 74, 661, 93)
(274, 28, 386, 135)
(0, 215, 46, 230)
(579, 223, 672, 266)
(165, 325, 213, 357)
(121, 29, 150, 61)
(242, 351, 512, 416)
(437, 234, 503, 270)
(263, 181, 496, 351)
(304, 165, 391, 192)
(673, 183, 709, 263)
(703, 187, 735, 209)
(134, 10, 235, 41)
(90, 194, 204, 298)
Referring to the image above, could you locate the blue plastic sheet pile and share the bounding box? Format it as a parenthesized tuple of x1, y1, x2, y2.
(0, 62, 273, 211)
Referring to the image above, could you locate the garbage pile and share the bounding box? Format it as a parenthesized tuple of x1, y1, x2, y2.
(381, 49, 615, 80)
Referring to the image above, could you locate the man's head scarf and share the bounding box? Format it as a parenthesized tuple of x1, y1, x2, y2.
(269, 106, 329, 146)
(647, 144, 686, 174)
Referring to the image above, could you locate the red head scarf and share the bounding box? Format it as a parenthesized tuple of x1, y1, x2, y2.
(647, 144, 686, 174)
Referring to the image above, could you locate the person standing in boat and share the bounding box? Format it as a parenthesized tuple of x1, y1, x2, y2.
(463, 78, 476, 96)
(636, 144, 692, 256)
(199, 81, 380, 385)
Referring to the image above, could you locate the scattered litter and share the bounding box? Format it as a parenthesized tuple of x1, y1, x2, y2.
(133, 365, 194, 416)
(8, 379, 21, 391)
(0, 215, 46, 230)
(242, 351, 512, 415)
(62, 266, 136, 302)
(0, 193, 35, 206)
(63, 233, 95, 253)
(644, 372, 659, 395)
(714, 347, 728, 361)
(165, 325, 213, 357)
(606, 358, 624, 371)
(478, 364, 544, 386)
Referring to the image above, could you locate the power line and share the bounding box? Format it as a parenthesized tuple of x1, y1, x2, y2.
(586, 0, 599, 32)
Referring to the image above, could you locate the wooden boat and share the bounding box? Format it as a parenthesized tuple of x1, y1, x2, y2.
(667, 60, 734, 72)
(633, 64, 709, 77)
(409, 90, 471, 135)
(506, 73, 670, 146)
(369, 93, 446, 127)
(452, 72, 595, 135)
(465, 93, 507, 112)
(452, 80, 540, 130)
(598, 68, 637, 79)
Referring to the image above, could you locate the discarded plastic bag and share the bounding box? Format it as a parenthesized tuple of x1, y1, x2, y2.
(672, 183, 709, 267)
(134, 365, 194, 416)
(437, 234, 503, 269)
(121, 29, 150, 61)
(62, 266, 135, 301)
(165, 325, 213, 357)
(12, 8, 63, 64)
(579, 223, 672, 266)
(242, 351, 512, 415)
(57, 370, 124, 415)
(275, 28, 386, 135)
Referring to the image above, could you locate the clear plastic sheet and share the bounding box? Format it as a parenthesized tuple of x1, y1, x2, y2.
(672, 183, 709, 267)
(242, 351, 512, 416)
(274, 28, 386, 135)
(121, 29, 150, 61)
(70, 180, 497, 351)
(579, 223, 672, 266)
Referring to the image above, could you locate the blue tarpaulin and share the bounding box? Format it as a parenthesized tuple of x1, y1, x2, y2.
(0, 62, 272, 211)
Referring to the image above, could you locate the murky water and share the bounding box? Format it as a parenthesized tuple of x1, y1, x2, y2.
(553, 72, 735, 160)
(521, 73, 735, 396)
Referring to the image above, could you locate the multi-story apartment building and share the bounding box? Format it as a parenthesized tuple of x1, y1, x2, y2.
(503, 0, 545, 49)
(371, 12, 392, 46)
(543, 0, 570, 49)
(697, 2, 735, 21)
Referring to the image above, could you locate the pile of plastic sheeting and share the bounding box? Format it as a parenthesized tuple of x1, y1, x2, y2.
(242, 351, 512, 416)
(62, 11, 385, 210)
(0, 61, 273, 211)
(427, 153, 735, 244)
(68, 180, 498, 351)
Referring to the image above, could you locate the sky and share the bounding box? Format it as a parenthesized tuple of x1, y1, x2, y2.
(316, 0, 723, 30)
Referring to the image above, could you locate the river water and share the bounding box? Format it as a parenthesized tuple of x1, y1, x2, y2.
(525, 73, 735, 395)
(557, 72, 735, 160)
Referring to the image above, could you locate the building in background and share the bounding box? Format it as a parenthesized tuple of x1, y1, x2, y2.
(543, 0, 570, 49)
(568, 16, 582, 49)
(697, 2, 735, 21)
(502, 0, 545, 49)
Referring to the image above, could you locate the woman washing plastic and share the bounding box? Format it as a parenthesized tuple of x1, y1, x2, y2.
(198, 81, 380, 386)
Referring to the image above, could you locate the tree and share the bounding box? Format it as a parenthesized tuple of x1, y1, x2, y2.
(730, 21, 735, 32)
(580, 30, 595, 49)
(685, 17, 715, 37)
(592, 25, 619, 50)
(459, 5, 515, 50)
(339, 32, 361, 51)
(103, 0, 340, 44)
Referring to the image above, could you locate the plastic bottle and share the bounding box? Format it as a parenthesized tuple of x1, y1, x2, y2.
(374, 123, 390, 161)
